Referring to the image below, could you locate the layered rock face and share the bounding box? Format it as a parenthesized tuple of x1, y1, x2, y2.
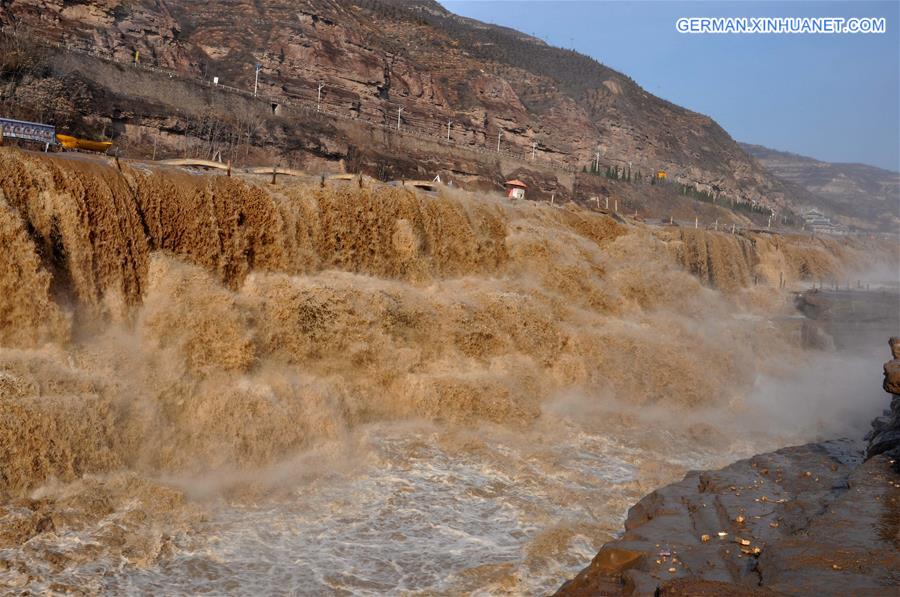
(0, 0, 801, 211)
(556, 338, 900, 596)
(741, 143, 900, 232)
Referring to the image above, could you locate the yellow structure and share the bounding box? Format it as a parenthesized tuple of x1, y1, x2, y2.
(56, 134, 112, 153)
(655, 169, 667, 181)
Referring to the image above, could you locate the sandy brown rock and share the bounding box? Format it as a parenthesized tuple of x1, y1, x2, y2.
(885, 360, 900, 395)
(869, 339, 900, 461)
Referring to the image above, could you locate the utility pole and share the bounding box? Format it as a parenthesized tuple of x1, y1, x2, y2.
(254, 63, 262, 97)
(447, 119, 452, 141)
(397, 107, 403, 130)
(317, 82, 325, 112)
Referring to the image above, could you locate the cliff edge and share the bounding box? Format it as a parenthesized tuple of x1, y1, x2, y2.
(556, 338, 900, 596)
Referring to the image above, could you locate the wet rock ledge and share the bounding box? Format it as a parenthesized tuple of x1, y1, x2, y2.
(556, 338, 900, 596)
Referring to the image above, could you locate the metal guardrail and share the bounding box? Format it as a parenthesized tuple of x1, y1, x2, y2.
(643, 217, 751, 234)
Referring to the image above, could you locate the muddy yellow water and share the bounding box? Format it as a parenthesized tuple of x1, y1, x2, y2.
(0, 149, 891, 594)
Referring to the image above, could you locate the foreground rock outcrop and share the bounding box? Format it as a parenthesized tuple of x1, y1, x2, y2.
(557, 339, 900, 596)
(867, 337, 900, 462)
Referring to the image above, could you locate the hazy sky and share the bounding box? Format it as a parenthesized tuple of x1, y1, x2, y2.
(442, 1, 900, 171)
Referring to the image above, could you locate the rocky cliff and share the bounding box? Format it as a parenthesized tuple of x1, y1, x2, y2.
(556, 336, 900, 596)
(1, 0, 804, 213)
(741, 143, 900, 232)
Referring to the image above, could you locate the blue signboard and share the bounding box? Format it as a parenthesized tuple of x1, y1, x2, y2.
(0, 117, 57, 145)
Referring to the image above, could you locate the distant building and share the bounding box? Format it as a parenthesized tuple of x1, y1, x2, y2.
(504, 179, 527, 200)
(802, 208, 848, 235)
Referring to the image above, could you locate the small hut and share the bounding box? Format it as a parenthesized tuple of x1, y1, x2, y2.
(504, 179, 527, 200)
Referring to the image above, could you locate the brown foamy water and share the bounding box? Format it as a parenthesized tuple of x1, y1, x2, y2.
(0, 148, 892, 593)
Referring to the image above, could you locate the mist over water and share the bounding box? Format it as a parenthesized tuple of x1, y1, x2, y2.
(0, 149, 895, 593)
(744, 347, 889, 440)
